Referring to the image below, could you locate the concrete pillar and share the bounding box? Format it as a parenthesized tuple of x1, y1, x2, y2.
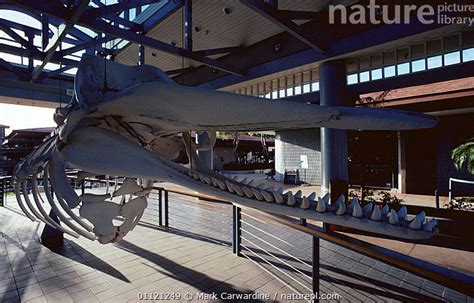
(319, 60, 354, 192)
(196, 132, 214, 170)
(397, 131, 406, 193)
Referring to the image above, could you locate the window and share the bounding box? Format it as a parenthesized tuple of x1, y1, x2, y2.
(411, 59, 426, 72)
(278, 88, 286, 98)
(347, 74, 358, 84)
(427, 55, 442, 69)
(397, 62, 410, 75)
(371, 68, 382, 80)
(311, 82, 319, 91)
(444, 51, 461, 66)
(302, 83, 311, 94)
(359, 71, 370, 82)
(271, 91, 278, 99)
(462, 48, 474, 62)
(286, 87, 293, 96)
(294, 85, 302, 95)
(383, 66, 396, 77)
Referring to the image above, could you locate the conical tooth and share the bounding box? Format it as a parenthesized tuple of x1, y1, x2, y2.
(397, 206, 407, 220)
(251, 188, 264, 200)
(242, 187, 255, 199)
(275, 187, 284, 194)
(286, 191, 296, 206)
(409, 211, 425, 230)
(239, 177, 248, 184)
(321, 192, 330, 204)
(335, 200, 346, 215)
(245, 179, 254, 186)
(316, 197, 326, 213)
(231, 175, 239, 180)
(300, 196, 310, 210)
(370, 205, 382, 221)
(388, 209, 399, 225)
(261, 190, 274, 202)
(225, 180, 236, 194)
(422, 219, 433, 232)
(187, 171, 194, 178)
(347, 197, 359, 212)
(273, 192, 284, 204)
(335, 194, 345, 206)
(307, 192, 317, 200)
(352, 199, 363, 218)
(199, 174, 212, 185)
(254, 182, 266, 189)
(362, 203, 373, 215)
(294, 190, 302, 198)
(232, 183, 245, 196)
(192, 173, 200, 180)
(212, 177, 227, 190)
(380, 204, 389, 216)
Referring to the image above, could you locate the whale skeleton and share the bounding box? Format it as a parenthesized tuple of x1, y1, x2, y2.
(13, 55, 439, 243)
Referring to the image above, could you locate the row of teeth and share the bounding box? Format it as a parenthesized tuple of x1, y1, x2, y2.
(181, 170, 437, 233)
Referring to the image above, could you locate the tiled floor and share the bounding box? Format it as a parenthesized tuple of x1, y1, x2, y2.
(0, 189, 472, 302)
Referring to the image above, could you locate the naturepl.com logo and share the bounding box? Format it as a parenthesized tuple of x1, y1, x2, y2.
(329, 1, 474, 26)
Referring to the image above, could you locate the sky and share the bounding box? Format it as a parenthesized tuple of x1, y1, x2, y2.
(0, 104, 56, 135)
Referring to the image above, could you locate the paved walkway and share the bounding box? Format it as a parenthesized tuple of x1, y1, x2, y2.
(0, 188, 472, 302)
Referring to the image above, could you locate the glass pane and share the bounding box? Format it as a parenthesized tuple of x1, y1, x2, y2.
(272, 91, 278, 99)
(286, 87, 293, 96)
(384, 66, 396, 77)
(462, 48, 474, 62)
(347, 74, 358, 84)
(371, 68, 382, 80)
(311, 82, 319, 91)
(302, 83, 310, 93)
(279, 89, 286, 98)
(294, 85, 302, 95)
(444, 51, 460, 66)
(411, 59, 426, 72)
(427, 55, 442, 69)
(397, 62, 410, 75)
(359, 71, 370, 82)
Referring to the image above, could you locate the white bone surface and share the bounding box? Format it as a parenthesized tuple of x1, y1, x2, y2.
(11, 55, 440, 243)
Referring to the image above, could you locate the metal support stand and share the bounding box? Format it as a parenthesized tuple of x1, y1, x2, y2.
(312, 236, 320, 302)
(158, 189, 163, 226)
(0, 178, 5, 207)
(164, 190, 169, 227)
(232, 205, 241, 256)
(40, 210, 64, 252)
(158, 189, 169, 227)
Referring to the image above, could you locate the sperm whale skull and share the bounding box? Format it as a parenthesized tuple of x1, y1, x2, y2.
(13, 55, 439, 243)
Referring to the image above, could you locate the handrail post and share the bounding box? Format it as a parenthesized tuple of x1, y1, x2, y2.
(0, 178, 5, 207)
(164, 190, 169, 227)
(435, 188, 439, 209)
(232, 205, 241, 256)
(448, 178, 452, 202)
(158, 189, 163, 226)
(312, 236, 320, 302)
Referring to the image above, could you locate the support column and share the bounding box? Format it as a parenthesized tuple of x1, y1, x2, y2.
(319, 60, 354, 194)
(196, 132, 214, 170)
(397, 131, 406, 193)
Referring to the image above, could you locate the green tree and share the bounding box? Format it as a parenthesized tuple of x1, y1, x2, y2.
(451, 138, 474, 175)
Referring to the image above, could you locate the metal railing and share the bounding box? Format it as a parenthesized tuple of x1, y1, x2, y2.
(4, 174, 474, 300)
(448, 177, 474, 202)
